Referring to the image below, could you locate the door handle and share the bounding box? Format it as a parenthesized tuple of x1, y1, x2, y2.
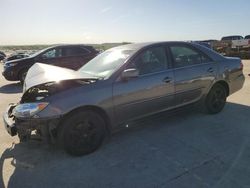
(163, 77, 172, 83)
(207, 67, 214, 73)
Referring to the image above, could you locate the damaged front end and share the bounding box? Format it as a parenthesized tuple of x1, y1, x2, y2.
(3, 101, 59, 143)
(4, 82, 63, 143)
(3, 63, 100, 143)
(4, 79, 95, 143)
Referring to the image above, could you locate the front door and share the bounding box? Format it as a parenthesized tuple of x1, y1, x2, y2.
(113, 45, 175, 124)
(37, 47, 64, 66)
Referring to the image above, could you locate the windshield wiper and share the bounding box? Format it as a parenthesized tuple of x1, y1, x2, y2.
(80, 71, 104, 80)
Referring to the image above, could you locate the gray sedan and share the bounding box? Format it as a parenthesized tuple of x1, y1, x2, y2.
(3, 42, 245, 156)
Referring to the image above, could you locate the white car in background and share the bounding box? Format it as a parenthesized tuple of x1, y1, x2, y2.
(222, 35, 250, 49)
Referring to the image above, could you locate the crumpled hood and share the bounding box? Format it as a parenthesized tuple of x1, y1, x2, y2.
(24, 63, 98, 92)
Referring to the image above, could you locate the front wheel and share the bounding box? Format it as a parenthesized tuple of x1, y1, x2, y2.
(205, 84, 227, 114)
(58, 110, 106, 156)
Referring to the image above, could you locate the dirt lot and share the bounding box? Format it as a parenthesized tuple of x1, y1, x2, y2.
(0, 61, 250, 188)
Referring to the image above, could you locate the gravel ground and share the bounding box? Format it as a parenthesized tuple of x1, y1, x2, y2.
(0, 60, 250, 188)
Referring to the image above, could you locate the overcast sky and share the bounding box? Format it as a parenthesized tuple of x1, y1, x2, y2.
(1, 0, 250, 45)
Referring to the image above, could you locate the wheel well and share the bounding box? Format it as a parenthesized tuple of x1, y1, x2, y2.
(61, 106, 112, 133)
(214, 81, 229, 96)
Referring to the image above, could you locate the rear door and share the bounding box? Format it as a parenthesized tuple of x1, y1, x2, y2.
(37, 47, 64, 65)
(113, 45, 175, 124)
(169, 44, 217, 107)
(60, 47, 94, 70)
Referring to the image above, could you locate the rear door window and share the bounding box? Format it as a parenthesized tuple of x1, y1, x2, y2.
(170, 45, 211, 68)
(63, 47, 90, 57)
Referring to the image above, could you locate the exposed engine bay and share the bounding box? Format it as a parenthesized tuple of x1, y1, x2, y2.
(21, 79, 96, 103)
(7, 79, 97, 143)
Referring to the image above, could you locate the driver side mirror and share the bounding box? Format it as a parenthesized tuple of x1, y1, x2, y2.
(121, 68, 139, 80)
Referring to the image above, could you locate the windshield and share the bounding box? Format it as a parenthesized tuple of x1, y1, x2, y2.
(79, 48, 134, 78)
(30, 47, 52, 58)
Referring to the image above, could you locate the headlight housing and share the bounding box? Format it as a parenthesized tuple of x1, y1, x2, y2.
(5, 62, 18, 68)
(13, 103, 49, 118)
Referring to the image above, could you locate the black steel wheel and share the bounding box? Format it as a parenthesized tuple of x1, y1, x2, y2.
(59, 110, 106, 156)
(205, 84, 227, 114)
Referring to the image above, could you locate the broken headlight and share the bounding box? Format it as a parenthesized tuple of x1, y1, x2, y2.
(13, 102, 49, 118)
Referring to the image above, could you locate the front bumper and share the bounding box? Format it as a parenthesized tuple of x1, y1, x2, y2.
(3, 104, 17, 136)
(2, 69, 17, 81)
(2, 103, 60, 143)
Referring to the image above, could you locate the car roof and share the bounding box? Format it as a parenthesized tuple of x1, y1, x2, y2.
(110, 41, 225, 62)
(111, 41, 192, 51)
(52, 44, 94, 48)
(37, 44, 97, 54)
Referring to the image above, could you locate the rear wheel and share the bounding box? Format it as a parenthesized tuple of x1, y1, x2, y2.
(58, 110, 106, 156)
(205, 84, 227, 114)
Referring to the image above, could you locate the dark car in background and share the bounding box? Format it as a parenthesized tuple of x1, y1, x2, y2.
(3, 53, 29, 63)
(3, 42, 245, 156)
(0, 51, 6, 61)
(2, 44, 99, 83)
(245, 35, 250, 39)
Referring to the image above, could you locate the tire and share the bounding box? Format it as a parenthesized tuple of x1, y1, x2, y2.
(19, 69, 28, 84)
(58, 110, 106, 156)
(205, 84, 227, 114)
